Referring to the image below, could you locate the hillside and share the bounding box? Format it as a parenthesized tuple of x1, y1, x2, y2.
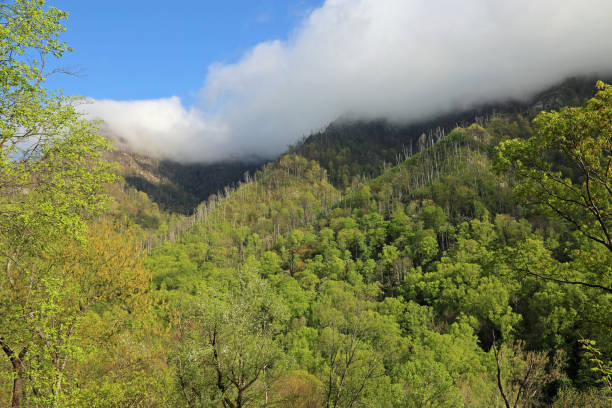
(105, 77, 608, 218)
(138, 85, 611, 406)
(106, 148, 264, 214)
(3, 80, 610, 406)
(292, 76, 609, 187)
(3, 2, 612, 406)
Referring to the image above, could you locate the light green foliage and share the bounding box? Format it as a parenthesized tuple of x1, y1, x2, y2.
(422, 203, 448, 231)
(580, 339, 612, 396)
(0, 2, 176, 406)
(148, 121, 610, 406)
(313, 281, 402, 408)
(491, 340, 564, 408)
(171, 268, 289, 408)
(5, 2, 612, 407)
(399, 320, 496, 408)
(551, 386, 610, 408)
(0, 0, 116, 244)
(496, 81, 612, 253)
(145, 84, 612, 406)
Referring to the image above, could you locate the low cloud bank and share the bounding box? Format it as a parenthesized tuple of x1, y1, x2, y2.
(84, 0, 612, 162)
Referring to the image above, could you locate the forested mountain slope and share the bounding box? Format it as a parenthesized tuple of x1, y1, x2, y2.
(106, 77, 606, 218)
(106, 148, 264, 214)
(292, 76, 609, 187)
(3, 80, 610, 406)
(139, 85, 611, 407)
(3, 1, 610, 406)
(148, 155, 341, 292)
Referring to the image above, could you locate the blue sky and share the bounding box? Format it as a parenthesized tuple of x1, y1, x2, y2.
(46, 0, 323, 106)
(46, 0, 612, 163)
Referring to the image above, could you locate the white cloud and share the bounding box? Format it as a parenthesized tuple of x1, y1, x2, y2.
(84, 0, 612, 162)
(83, 97, 232, 162)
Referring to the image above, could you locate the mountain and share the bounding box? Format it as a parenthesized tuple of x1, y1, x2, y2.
(6, 74, 610, 406)
(291, 76, 609, 187)
(104, 76, 608, 218)
(105, 148, 264, 214)
(145, 113, 610, 407)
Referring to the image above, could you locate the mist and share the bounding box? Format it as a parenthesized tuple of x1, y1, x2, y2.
(83, 0, 612, 162)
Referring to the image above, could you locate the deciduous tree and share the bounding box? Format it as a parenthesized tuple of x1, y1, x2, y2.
(0, 1, 117, 405)
(495, 82, 612, 252)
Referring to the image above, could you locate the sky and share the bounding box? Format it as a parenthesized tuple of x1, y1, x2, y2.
(45, 0, 612, 163)
(47, 0, 323, 106)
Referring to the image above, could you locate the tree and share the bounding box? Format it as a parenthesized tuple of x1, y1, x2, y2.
(0, 0, 116, 241)
(580, 339, 612, 398)
(495, 82, 611, 252)
(313, 281, 395, 408)
(492, 340, 562, 408)
(61, 221, 169, 408)
(0, 1, 116, 406)
(271, 370, 324, 408)
(495, 82, 612, 296)
(1, 221, 160, 406)
(172, 266, 289, 408)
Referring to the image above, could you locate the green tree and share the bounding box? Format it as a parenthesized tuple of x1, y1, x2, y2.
(33, 222, 160, 406)
(495, 81, 612, 253)
(491, 340, 563, 408)
(313, 281, 399, 408)
(0, 1, 116, 406)
(172, 267, 289, 408)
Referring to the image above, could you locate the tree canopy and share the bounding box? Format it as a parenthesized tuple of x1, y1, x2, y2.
(1, 1, 612, 406)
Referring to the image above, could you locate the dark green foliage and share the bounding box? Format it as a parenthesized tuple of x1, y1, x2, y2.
(291, 76, 609, 189)
(110, 148, 264, 214)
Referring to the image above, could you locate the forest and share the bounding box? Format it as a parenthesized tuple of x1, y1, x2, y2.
(1, 1, 611, 407)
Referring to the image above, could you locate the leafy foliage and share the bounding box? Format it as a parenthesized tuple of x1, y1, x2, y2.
(496, 81, 612, 255)
(2, 3, 611, 406)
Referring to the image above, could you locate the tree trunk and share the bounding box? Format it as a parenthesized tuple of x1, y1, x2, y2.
(11, 356, 25, 408)
(1, 340, 27, 408)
